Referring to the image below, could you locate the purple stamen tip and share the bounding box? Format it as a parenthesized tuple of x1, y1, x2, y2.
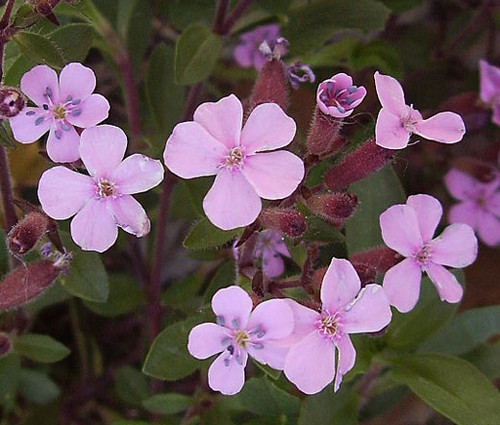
(43, 104, 49, 111)
(71, 109, 82, 116)
(72, 99, 81, 105)
(26, 110, 35, 116)
(337, 105, 345, 114)
(348, 85, 357, 94)
(55, 130, 62, 140)
(35, 117, 44, 126)
(61, 123, 71, 131)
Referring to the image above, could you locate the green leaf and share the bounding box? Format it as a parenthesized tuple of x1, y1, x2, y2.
(12, 31, 65, 68)
(350, 41, 402, 79)
(168, 0, 216, 29)
(49, 23, 94, 62)
(203, 260, 237, 303)
(175, 23, 222, 85)
(0, 123, 16, 148)
(170, 178, 211, 220)
(345, 166, 405, 254)
(142, 393, 192, 415)
(18, 369, 60, 405)
(252, 358, 281, 380)
(184, 217, 241, 250)
(13, 334, 70, 363)
(114, 366, 150, 406)
(0, 354, 21, 401)
(462, 342, 500, 380)
(380, 0, 424, 13)
(163, 274, 204, 309)
(420, 305, 500, 355)
(390, 353, 500, 425)
(3, 54, 35, 86)
(283, 0, 390, 56)
(299, 386, 358, 425)
(303, 216, 345, 243)
(256, 0, 292, 14)
(0, 231, 8, 276)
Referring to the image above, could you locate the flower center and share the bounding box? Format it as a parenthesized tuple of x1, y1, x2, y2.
(223, 146, 245, 169)
(319, 81, 361, 115)
(53, 105, 66, 120)
(97, 179, 115, 197)
(317, 313, 339, 340)
(414, 245, 431, 265)
(234, 330, 249, 348)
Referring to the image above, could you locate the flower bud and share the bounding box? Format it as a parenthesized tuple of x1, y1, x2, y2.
(250, 58, 289, 111)
(7, 211, 48, 255)
(0, 333, 12, 357)
(316, 74, 366, 118)
(259, 208, 306, 238)
(351, 262, 377, 286)
(349, 246, 402, 273)
(306, 107, 347, 157)
(0, 87, 25, 118)
(27, 0, 59, 25)
(287, 62, 315, 90)
(324, 137, 395, 191)
(305, 192, 358, 227)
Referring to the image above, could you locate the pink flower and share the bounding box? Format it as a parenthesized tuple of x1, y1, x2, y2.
(445, 168, 500, 247)
(163, 94, 304, 230)
(479, 59, 500, 126)
(9, 63, 110, 163)
(38, 125, 164, 252)
(316, 73, 366, 118)
(283, 258, 392, 394)
(254, 230, 291, 278)
(380, 194, 478, 313)
(188, 286, 294, 395)
(374, 71, 466, 149)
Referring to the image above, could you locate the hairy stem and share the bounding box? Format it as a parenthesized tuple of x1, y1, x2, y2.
(221, 0, 253, 34)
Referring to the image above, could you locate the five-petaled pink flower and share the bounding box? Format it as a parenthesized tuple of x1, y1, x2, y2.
(38, 125, 164, 252)
(283, 258, 392, 394)
(380, 194, 477, 313)
(444, 168, 500, 247)
(164, 94, 304, 230)
(479, 59, 500, 126)
(188, 286, 294, 395)
(254, 230, 291, 278)
(9, 63, 110, 163)
(374, 71, 466, 149)
(316, 73, 366, 118)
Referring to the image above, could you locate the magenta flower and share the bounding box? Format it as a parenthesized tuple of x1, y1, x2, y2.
(479, 59, 500, 126)
(254, 230, 291, 278)
(188, 286, 294, 395)
(38, 125, 164, 252)
(380, 194, 478, 313)
(164, 94, 304, 230)
(374, 71, 466, 149)
(283, 258, 392, 395)
(316, 73, 367, 118)
(9, 63, 110, 163)
(444, 169, 500, 247)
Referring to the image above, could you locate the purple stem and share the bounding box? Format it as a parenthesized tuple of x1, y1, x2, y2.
(0, 145, 17, 232)
(212, 0, 230, 35)
(221, 0, 254, 35)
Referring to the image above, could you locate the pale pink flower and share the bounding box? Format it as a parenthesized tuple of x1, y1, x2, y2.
(163, 94, 304, 230)
(254, 230, 291, 277)
(374, 71, 466, 149)
(445, 169, 500, 247)
(283, 258, 392, 395)
(38, 125, 164, 252)
(479, 59, 500, 126)
(188, 286, 294, 395)
(316, 73, 366, 118)
(380, 194, 478, 313)
(9, 63, 110, 163)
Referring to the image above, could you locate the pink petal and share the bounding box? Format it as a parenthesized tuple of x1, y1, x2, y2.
(208, 350, 247, 395)
(240, 103, 297, 153)
(449, 202, 477, 229)
(406, 194, 442, 243)
(58, 62, 96, 102)
(262, 251, 285, 277)
(424, 262, 463, 303)
(488, 191, 500, 216)
(247, 299, 294, 340)
(241, 151, 304, 200)
(247, 340, 289, 370)
(283, 299, 318, 344)
(37, 166, 94, 219)
(375, 108, 410, 149)
(193, 94, 242, 149)
(380, 204, 423, 256)
(382, 258, 422, 313)
(20, 65, 59, 106)
(479, 59, 500, 103)
(109, 195, 150, 237)
(414, 112, 466, 144)
(111, 154, 164, 195)
(70, 198, 118, 252)
(321, 258, 361, 314)
(46, 123, 80, 163)
(203, 169, 261, 230)
(65, 94, 110, 128)
(374, 71, 407, 115)
(284, 331, 335, 395)
(444, 169, 477, 201)
(211, 286, 253, 330)
(164, 121, 227, 179)
(430, 223, 477, 267)
(333, 334, 356, 392)
(233, 44, 253, 68)
(79, 125, 127, 179)
(477, 210, 500, 247)
(9, 108, 51, 143)
(187, 323, 228, 359)
(492, 104, 500, 126)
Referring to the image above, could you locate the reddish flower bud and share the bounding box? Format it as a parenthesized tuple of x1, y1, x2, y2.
(324, 137, 395, 191)
(250, 58, 289, 111)
(27, 0, 60, 25)
(0, 87, 25, 118)
(8, 211, 48, 255)
(259, 208, 306, 238)
(305, 192, 358, 227)
(349, 246, 403, 273)
(0, 333, 12, 357)
(306, 107, 347, 157)
(351, 262, 377, 286)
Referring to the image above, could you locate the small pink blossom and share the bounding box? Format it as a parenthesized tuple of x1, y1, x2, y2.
(9, 63, 110, 163)
(163, 94, 304, 230)
(254, 230, 291, 278)
(445, 168, 500, 247)
(38, 125, 164, 253)
(316, 73, 367, 118)
(188, 286, 294, 395)
(374, 71, 466, 149)
(283, 258, 392, 395)
(380, 194, 478, 313)
(479, 59, 500, 126)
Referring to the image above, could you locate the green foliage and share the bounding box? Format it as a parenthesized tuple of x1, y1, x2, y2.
(49, 23, 94, 62)
(142, 393, 192, 415)
(13, 334, 70, 363)
(114, 366, 150, 406)
(203, 260, 237, 303)
(0, 354, 21, 402)
(0, 123, 16, 148)
(168, 0, 216, 29)
(184, 217, 241, 250)
(462, 342, 500, 380)
(380, 0, 424, 13)
(18, 370, 60, 405)
(170, 178, 212, 220)
(12, 31, 65, 69)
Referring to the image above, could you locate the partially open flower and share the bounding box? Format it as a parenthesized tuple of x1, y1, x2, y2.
(0, 87, 25, 118)
(316, 73, 366, 118)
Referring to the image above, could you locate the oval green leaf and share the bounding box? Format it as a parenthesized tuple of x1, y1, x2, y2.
(13, 334, 70, 363)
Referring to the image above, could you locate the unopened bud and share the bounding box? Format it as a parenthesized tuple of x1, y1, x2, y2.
(27, 0, 59, 25)
(306, 107, 347, 157)
(349, 246, 402, 274)
(305, 192, 358, 227)
(287, 61, 315, 90)
(324, 137, 395, 191)
(8, 212, 48, 255)
(0, 87, 25, 118)
(250, 58, 289, 111)
(0, 333, 12, 356)
(259, 208, 306, 238)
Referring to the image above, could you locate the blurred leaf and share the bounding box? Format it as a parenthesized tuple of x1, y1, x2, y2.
(0, 123, 16, 148)
(303, 216, 345, 243)
(203, 260, 237, 303)
(252, 358, 281, 380)
(13, 4, 42, 29)
(168, 0, 216, 29)
(115, 366, 150, 406)
(350, 41, 402, 78)
(304, 38, 358, 68)
(299, 386, 358, 425)
(380, 0, 424, 13)
(0, 231, 7, 276)
(462, 342, 500, 380)
(175, 23, 222, 85)
(12, 31, 64, 68)
(163, 274, 204, 308)
(13, 334, 70, 363)
(345, 166, 405, 254)
(390, 353, 500, 425)
(0, 354, 21, 401)
(142, 393, 192, 415)
(49, 23, 94, 62)
(18, 370, 60, 405)
(112, 422, 151, 425)
(4, 54, 35, 87)
(184, 217, 241, 250)
(256, 0, 292, 14)
(421, 305, 500, 355)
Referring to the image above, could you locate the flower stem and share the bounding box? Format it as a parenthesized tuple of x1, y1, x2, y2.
(221, 0, 254, 34)
(212, 0, 230, 35)
(0, 145, 17, 232)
